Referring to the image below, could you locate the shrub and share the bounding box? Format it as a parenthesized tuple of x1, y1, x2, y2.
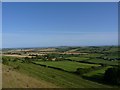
(104, 67, 120, 85)
(2, 57, 9, 65)
(75, 68, 92, 75)
(14, 65, 20, 70)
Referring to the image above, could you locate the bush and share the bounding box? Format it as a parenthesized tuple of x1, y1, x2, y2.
(2, 57, 9, 65)
(75, 68, 92, 75)
(104, 67, 120, 85)
(23, 57, 32, 63)
(14, 65, 20, 70)
(13, 58, 18, 62)
(2, 59, 9, 65)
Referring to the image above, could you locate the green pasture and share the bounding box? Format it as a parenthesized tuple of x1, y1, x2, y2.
(66, 57, 89, 61)
(67, 57, 118, 66)
(35, 61, 100, 72)
(5, 61, 111, 88)
(83, 66, 112, 78)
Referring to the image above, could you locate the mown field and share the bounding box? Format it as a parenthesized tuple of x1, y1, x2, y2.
(66, 57, 119, 65)
(34, 61, 100, 72)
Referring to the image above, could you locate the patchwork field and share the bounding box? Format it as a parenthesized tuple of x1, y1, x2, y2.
(67, 57, 119, 65)
(2, 46, 120, 88)
(35, 61, 100, 72)
(3, 61, 111, 88)
(83, 66, 112, 79)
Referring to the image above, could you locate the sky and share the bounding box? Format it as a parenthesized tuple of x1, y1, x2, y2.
(0, 2, 2, 49)
(2, 2, 118, 48)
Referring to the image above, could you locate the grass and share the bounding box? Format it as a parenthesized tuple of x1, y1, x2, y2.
(67, 57, 118, 65)
(83, 66, 112, 78)
(35, 61, 100, 72)
(2, 46, 119, 88)
(82, 53, 102, 58)
(67, 48, 79, 52)
(66, 57, 90, 61)
(2, 65, 58, 88)
(86, 59, 118, 65)
(5, 61, 111, 88)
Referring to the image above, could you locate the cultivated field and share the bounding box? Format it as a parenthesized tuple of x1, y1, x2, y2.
(35, 61, 100, 72)
(2, 46, 120, 88)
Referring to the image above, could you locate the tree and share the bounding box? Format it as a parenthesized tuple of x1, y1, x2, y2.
(104, 67, 120, 85)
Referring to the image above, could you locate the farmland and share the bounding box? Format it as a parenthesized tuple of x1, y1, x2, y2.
(2, 60, 111, 88)
(34, 61, 100, 72)
(66, 57, 119, 66)
(2, 46, 120, 88)
(83, 66, 112, 80)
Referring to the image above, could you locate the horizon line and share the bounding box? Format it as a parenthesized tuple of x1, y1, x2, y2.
(2, 45, 118, 49)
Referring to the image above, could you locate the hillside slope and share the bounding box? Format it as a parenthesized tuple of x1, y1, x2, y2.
(2, 65, 59, 88)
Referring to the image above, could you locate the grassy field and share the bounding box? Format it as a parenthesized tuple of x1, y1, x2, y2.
(35, 61, 100, 72)
(66, 57, 90, 61)
(3, 61, 112, 88)
(67, 57, 118, 65)
(80, 53, 102, 58)
(86, 59, 118, 65)
(2, 65, 58, 88)
(2, 46, 119, 88)
(83, 66, 112, 78)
